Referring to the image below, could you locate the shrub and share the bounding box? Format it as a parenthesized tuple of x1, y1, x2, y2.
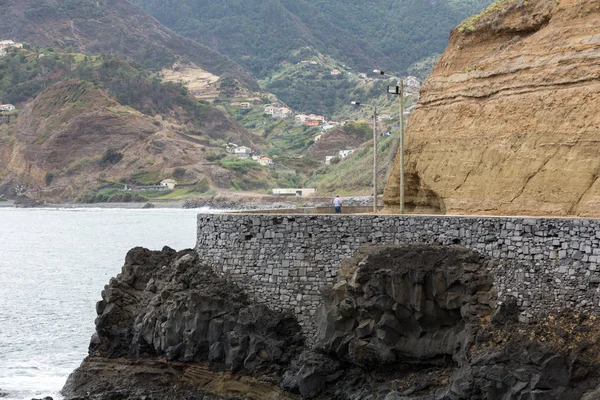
(99, 148, 123, 167)
(45, 172, 54, 186)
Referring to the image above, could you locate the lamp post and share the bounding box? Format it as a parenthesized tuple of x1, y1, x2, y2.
(374, 69, 405, 214)
(351, 101, 378, 213)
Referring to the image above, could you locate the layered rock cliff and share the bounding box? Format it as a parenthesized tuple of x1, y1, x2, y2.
(63, 244, 600, 399)
(384, 0, 600, 216)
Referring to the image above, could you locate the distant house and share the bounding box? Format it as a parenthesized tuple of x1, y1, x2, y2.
(251, 155, 260, 161)
(325, 156, 336, 165)
(0, 104, 15, 112)
(259, 156, 273, 167)
(264, 105, 278, 115)
(377, 114, 392, 121)
(265, 105, 292, 118)
(358, 72, 368, 79)
(304, 120, 320, 127)
(272, 188, 316, 197)
(339, 149, 355, 159)
(295, 114, 308, 123)
(278, 107, 292, 117)
(239, 102, 251, 109)
(234, 146, 252, 158)
(160, 179, 177, 190)
(330, 69, 341, 75)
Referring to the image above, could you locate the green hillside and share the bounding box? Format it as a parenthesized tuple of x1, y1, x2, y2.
(131, 0, 494, 77)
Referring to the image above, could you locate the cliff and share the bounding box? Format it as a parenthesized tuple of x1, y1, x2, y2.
(384, 0, 600, 216)
(63, 244, 600, 399)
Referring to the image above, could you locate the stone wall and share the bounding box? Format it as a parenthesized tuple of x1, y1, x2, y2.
(196, 214, 600, 334)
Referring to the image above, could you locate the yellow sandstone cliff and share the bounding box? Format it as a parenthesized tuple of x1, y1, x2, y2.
(384, 0, 600, 216)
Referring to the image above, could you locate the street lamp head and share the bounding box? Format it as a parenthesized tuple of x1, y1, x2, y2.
(387, 85, 400, 95)
(373, 69, 385, 75)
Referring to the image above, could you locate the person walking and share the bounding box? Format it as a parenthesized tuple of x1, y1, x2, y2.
(333, 195, 342, 214)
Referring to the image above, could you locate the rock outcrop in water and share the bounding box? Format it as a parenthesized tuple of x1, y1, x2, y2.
(62, 247, 303, 399)
(63, 245, 600, 399)
(384, 0, 600, 216)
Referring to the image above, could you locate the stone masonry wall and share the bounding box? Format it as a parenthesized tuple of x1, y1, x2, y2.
(196, 214, 600, 335)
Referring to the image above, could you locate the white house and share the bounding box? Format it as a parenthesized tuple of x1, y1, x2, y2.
(234, 146, 252, 158)
(272, 188, 316, 197)
(259, 156, 273, 167)
(339, 149, 355, 159)
(160, 179, 177, 190)
(0, 104, 15, 112)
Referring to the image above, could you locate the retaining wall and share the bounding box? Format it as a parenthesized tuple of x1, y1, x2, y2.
(196, 214, 600, 333)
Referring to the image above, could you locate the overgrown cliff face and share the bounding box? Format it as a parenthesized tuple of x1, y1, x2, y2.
(384, 0, 600, 216)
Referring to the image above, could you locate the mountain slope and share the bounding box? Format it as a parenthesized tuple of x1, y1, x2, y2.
(0, 0, 260, 92)
(0, 48, 267, 202)
(384, 0, 600, 216)
(131, 0, 494, 77)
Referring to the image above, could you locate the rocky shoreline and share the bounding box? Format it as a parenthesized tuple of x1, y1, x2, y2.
(60, 245, 600, 400)
(1, 194, 378, 212)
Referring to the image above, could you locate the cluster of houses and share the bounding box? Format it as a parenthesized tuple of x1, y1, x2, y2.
(225, 143, 273, 167)
(0, 40, 23, 57)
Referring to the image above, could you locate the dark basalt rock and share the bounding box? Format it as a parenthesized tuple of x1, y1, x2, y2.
(63, 244, 600, 400)
(63, 247, 304, 399)
(287, 245, 600, 399)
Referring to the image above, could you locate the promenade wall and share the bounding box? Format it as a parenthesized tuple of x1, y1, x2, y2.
(196, 214, 600, 333)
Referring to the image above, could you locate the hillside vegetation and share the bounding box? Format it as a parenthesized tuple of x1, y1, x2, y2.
(132, 0, 494, 77)
(0, 0, 259, 92)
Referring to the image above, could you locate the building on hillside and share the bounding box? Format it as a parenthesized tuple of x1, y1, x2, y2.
(0, 104, 15, 111)
(251, 155, 260, 161)
(304, 120, 320, 127)
(265, 105, 292, 118)
(330, 69, 341, 75)
(377, 114, 392, 121)
(358, 72, 368, 79)
(325, 156, 336, 165)
(264, 105, 278, 115)
(295, 114, 308, 124)
(339, 149, 355, 159)
(160, 179, 177, 190)
(234, 146, 252, 158)
(259, 156, 273, 167)
(239, 102, 251, 109)
(321, 123, 337, 132)
(272, 188, 316, 197)
(277, 107, 292, 117)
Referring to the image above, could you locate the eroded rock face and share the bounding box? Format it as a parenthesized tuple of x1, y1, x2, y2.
(384, 0, 600, 216)
(314, 245, 494, 366)
(63, 244, 600, 400)
(285, 245, 600, 399)
(63, 247, 303, 399)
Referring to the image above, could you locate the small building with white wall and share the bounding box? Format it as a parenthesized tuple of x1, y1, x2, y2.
(272, 188, 316, 197)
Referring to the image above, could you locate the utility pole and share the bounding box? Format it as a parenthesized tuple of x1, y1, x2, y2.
(373, 107, 378, 213)
(399, 80, 405, 215)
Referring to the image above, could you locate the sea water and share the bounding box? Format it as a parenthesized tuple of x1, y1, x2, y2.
(0, 208, 202, 400)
